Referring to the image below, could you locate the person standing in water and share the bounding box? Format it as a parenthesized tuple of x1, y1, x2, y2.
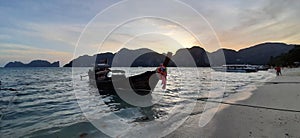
(157, 63, 167, 89)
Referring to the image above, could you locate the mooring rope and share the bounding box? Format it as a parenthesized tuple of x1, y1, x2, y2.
(198, 99, 300, 113)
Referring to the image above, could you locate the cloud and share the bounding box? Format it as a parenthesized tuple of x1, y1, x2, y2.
(1, 0, 300, 66)
(24, 22, 83, 47)
(0, 21, 83, 52)
(183, 0, 300, 50)
(0, 34, 11, 40)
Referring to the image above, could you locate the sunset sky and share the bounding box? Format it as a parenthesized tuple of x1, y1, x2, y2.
(1, 0, 300, 67)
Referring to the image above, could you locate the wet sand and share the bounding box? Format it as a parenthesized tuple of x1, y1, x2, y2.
(167, 68, 300, 138)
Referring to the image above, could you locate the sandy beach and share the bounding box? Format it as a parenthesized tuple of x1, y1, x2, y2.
(167, 68, 300, 138)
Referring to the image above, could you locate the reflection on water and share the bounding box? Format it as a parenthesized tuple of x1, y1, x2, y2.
(0, 67, 275, 137)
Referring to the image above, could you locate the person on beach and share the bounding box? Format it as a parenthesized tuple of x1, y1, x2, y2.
(275, 66, 282, 76)
(157, 63, 167, 89)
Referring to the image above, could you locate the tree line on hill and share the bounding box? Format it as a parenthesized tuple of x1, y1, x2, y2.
(268, 46, 300, 67)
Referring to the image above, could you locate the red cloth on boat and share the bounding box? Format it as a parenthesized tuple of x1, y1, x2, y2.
(157, 64, 167, 89)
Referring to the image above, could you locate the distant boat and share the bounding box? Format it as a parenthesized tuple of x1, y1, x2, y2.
(88, 52, 172, 95)
(253, 65, 270, 71)
(212, 64, 258, 73)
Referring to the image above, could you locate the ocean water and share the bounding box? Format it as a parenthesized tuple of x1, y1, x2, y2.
(0, 67, 275, 138)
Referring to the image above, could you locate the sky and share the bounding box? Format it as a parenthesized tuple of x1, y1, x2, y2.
(0, 0, 300, 67)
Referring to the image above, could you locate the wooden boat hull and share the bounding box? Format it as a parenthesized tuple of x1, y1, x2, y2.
(89, 70, 159, 95)
(212, 65, 258, 73)
(89, 52, 172, 95)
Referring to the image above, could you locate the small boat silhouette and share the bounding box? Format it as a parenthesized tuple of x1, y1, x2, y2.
(88, 52, 172, 95)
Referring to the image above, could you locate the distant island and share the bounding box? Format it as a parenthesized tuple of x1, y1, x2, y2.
(4, 60, 59, 67)
(64, 42, 298, 67)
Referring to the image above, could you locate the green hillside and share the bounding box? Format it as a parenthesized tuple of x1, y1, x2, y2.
(269, 46, 300, 67)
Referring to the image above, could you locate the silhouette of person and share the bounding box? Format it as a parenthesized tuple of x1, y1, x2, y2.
(275, 66, 282, 76)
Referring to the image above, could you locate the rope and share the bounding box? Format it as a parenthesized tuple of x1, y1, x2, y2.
(198, 99, 300, 113)
(265, 82, 300, 84)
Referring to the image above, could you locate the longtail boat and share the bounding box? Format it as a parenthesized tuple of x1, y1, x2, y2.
(88, 52, 172, 95)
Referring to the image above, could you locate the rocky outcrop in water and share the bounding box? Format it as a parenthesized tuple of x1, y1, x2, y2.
(4, 60, 59, 67)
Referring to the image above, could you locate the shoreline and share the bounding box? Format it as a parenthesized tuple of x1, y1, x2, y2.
(167, 68, 300, 137)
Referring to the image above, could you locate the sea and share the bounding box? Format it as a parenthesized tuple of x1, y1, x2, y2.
(0, 67, 275, 138)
